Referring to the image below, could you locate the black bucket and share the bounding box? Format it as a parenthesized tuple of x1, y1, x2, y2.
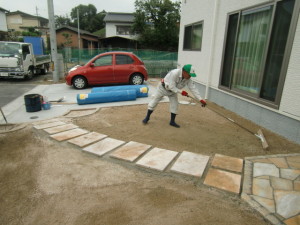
(24, 94, 42, 112)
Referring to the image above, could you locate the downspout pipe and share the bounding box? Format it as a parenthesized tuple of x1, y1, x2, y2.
(205, 0, 220, 99)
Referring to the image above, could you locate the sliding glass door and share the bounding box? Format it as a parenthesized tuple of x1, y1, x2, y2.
(220, 0, 296, 106)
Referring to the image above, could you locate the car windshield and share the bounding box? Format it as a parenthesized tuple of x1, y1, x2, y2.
(0, 42, 21, 57)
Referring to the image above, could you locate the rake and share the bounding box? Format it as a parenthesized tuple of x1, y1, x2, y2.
(186, 95, 269, 150)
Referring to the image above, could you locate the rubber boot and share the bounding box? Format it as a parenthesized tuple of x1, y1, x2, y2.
(142, 109, 153, 124)
(170, 113, 180, 128)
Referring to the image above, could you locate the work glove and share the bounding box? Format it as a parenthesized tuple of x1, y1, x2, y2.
(200, 99, 207, 107)
(181, 91, 188, 96)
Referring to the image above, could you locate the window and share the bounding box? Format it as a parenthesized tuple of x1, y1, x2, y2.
(116, 26, 134, 35)
(116, 55, 134, 65)
(220, 0, 296, 106)
(22, 45, 30, 60)
(183, 22, 203, 50)
(94, 55, 112, 67)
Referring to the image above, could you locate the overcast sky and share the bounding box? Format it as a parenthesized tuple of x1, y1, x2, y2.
(1, 0, 179, 18)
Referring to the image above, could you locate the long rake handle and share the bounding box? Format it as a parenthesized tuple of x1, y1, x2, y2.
(0, 107, 8, 124)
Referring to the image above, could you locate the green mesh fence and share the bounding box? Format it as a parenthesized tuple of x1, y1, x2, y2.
(58, 48, 178, 77)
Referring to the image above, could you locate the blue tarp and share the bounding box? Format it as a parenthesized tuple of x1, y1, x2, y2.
(91, 85, 149, 98)
(77, 90, 137, 105)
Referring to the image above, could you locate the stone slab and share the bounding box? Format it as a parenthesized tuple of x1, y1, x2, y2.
(253, 162, 280, 178)
(204, 168, 241, 194)
(43, 124, 78, 134)
(33, 118, 61, 125)
(252, 178, 273, 199)
(170, 151, 210, 177)
(50, 128, 88, 141)
(109, 141, 151, 162)
(68, 132, 108, 147)
(270, 177, 293, 191)
(251, 195, 275, 213)
(268, 157, 289, 169)
(274, 190, 300, 218)
(136, 147, 178, 171)
(284, 215, 300, 225)
(82, 137, 125, 157)
(211, 154, 243, 173)
(34, 121, 66, 129)
(280, 168, 300, 180)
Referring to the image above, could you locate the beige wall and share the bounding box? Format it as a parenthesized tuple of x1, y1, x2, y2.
(7, 14, 42, 31)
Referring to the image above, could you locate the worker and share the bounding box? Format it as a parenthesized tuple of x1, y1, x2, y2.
(142, 64, 207, 128)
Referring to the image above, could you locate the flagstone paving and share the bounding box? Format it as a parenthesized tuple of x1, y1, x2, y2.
(136, 147, 178, 171)
(68, 132, 108, 147)
(33, 120, 300, 225)
(110, 141, 152, 162)
(44, 123, 78, 134)
(50, 128, 88, 141)
(242, 154, 300, 225)
(170, 151, 209, 177)
(82, 137, 125, 157)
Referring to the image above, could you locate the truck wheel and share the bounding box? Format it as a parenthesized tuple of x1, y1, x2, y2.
(41, 67, 48, 75)
(25, 69, 34, 80)
(72, 76, 87, 89)
(129, 73, 144, 85)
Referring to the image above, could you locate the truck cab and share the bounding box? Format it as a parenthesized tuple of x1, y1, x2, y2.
(0, 41, 51, 79)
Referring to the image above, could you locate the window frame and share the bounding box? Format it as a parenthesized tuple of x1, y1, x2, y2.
(183, 21, 204, 51)
(218, 0, 300, 109)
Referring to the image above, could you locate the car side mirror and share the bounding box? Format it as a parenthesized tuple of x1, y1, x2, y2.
(90, 63, 95, 67)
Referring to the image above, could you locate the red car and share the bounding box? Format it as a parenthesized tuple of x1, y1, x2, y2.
(65, 51, 148, 89)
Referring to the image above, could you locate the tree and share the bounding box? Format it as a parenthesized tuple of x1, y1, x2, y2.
(70, 4, 106, 33)
(132, 0, 181, 51)
(55, 15, 71, 28)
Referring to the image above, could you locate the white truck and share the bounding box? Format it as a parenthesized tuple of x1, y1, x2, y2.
(0, 41, 51, 79)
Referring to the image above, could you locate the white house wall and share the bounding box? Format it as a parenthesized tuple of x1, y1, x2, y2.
(280, 15, 300, 118)
(178, 0, 300, 144)
(105, 22, 137, 39)
(0, 11, 8, 32)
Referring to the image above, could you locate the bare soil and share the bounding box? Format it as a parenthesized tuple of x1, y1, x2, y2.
(1, 97, 299, 225)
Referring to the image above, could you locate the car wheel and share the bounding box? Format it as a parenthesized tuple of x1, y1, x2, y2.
(130, 73, 144, 85)
(72, 76, 87, 89)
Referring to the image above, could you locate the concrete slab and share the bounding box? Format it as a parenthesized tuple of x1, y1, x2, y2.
(82, 137, 125, 157)
(68, 132, 108, 147)
(170, 151, 210, 177)
(204, 168, 241, 194)
(43, 123, 78, 134)
(50, 128, 88, 141)
(34, 121, 66, 129)
(109, 141, 151, 162)
(136, 147, 178, 171)
(211, 154, 243, 173)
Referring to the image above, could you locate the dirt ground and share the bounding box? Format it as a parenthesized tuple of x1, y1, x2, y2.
(1, 96, 300, 225)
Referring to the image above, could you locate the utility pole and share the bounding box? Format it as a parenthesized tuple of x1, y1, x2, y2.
(77, 8, 81, 64)
(47, 0, 59, 82)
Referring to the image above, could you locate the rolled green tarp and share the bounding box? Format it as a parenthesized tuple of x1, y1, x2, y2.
(77, 90, 137, 105)
(91, 85, 148, 98)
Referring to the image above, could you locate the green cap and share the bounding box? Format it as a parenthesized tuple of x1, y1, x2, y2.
(183, 64, 197, 77)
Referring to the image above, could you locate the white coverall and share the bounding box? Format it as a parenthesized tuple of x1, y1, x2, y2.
(148, 68, 203, 114)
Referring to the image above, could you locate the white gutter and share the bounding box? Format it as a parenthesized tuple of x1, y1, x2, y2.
(205, 0, 220, 99)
